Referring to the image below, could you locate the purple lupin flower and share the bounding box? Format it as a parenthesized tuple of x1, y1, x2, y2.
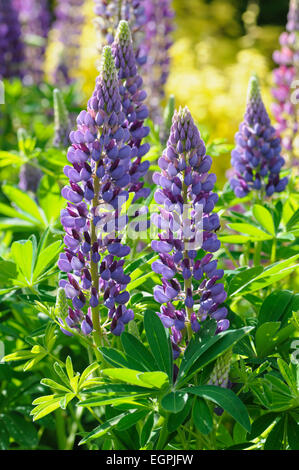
(151, 106, 228, 359)
(0, 0, 24, 79)
(12, 0, 51, 83)
(111, 20, 150, 201)
(142, 0, 175, 124)
(272, 0, 299, 159)
(58, 46, 139, 337)
(52, 0, 84, 86)
(230, 75, 288, 198)
(94, 0, 147, 66)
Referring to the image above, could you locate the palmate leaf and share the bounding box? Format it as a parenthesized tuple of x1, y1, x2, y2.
(182, 385, 251, 432)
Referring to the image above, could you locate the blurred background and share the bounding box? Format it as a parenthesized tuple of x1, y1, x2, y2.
(0, 0, 293, 183)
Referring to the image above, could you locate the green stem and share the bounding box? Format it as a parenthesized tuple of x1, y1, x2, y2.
(182, 180, 193, 340)
(55, 409, 67, 450)
(90, 167, 102, 361)
(253, 241, 262, 266)
(271, 238, 277, 264)
(156, 415, 169, 450)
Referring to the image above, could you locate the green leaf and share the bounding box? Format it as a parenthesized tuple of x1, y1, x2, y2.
(264, 418, 284, 450)
(102, 368, 168, 389)
(121, 332, 159, 372)
(2, 185, 45, 225)
(167, 398, 192, 433)
(228, 267, 263, 296)
(258, 290, 294, 325)
(247, 413, 277, 440)
(78, 395, 147, 408)
(230, 256, 299, 296)
(37, 176, 64, 225)
(116, 409, 149, 431)
(1, 413, 38, 448)
(140, 412, 154, 447)
(40, 378, 72, 393)
(11, 239, 33, 284)
(228, 223, 273, 240)
(253, 205, 276, 236)
(177, 327, 253, 386)
(183, 385, 251, 432)
(78, 362, 100, 389)
(161, 391, 188, 413)
(255, 322, 281, 357)
(32, 241, 61, 281)
(287, 415, 299, 450)
(192, 397, 213, 435)
(79, 412, 130, 444)
(144, 310, 173, 381)
(277, 359, 298, 396)
(219, 235, 250, 244)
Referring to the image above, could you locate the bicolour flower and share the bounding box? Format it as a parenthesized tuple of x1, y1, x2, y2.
(230, 75, 288, 198)
(58, 45, 147, 336)
(151, 106, 228, 358)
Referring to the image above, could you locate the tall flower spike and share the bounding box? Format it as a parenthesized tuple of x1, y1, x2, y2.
(58, 45, 139, 339)
(94, 0, 147, 66)
(12, 0, 51, 83)
(142, 0, 175, 124)
(151, 106, 228, 359)
(112, 20, 150, 201)
(230, 75, 288, 198)
(53, 89, 71, 148)
(272, 0, 299, 160)
(0, 0, 24, 79)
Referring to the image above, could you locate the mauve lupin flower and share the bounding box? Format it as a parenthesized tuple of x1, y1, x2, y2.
(13, 0, 51, 83)
(0, 0, 24, 79)
(58, 46, 138, 339)
(52, 0, 84, 86)
(142, 0, 175, 123)
(94, 0, 147, 66)
(230, 75, 288, 198)
(272, 0, 299, 158)
(151, 106, 228, 359)
(111, 20, 150, 201)
(53, 89, 71, 148)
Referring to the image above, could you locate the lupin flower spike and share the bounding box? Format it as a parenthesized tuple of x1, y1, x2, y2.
(151, 106, 228, 359)
(230, 75, 288, 198)
(58, 45, 144, 339)
(94, 0, 147, 66)
(53, 89, 71, 148)
(112, 20, 150, 201)
(272, 0, 299, 158)
(142, 0, 175, 123)
(0, 0, 24, 79)
(208, 349, 232, 389)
